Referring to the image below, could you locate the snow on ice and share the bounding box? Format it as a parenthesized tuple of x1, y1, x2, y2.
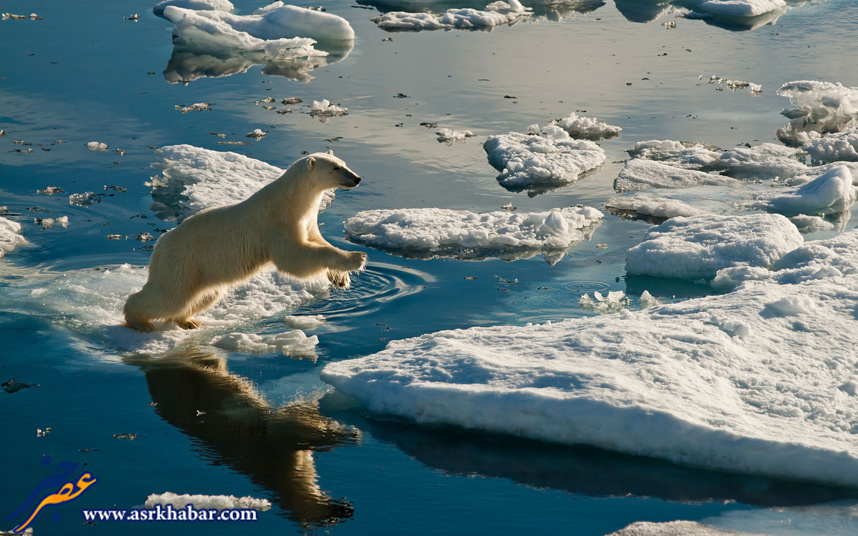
(212, 329, 319, 358)
(322, 226, 858, 487)
(613, 159, 739, 192)
(144, 492, 271, 511)
(777, 80, 858, 146)
(485, 123, 606, 195)
(372, 0, 530, 31)
(551, 112, 622, 141)
(625, 213, 803, 280)
(0, 217, 27, 258)
(605, 193, 703, 220)
(344, 206, 602, 263)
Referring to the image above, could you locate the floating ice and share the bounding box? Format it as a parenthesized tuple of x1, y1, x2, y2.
(754, 165, 857, 216)
(805, 125, 858, 163)
(153, 0, 234, 16)
(321, 229, 858, 487)
(246, 128, 267, 140)
(372, 0, 530, 31)
(436, 128, 476, 144)
(282, 314, 326, 330)
(719, 143, 807, 179)
(628, 140, 722, 170)
(613, 159, 739, 192)
(712, 229, 858, 290)
(606, 520, 764, 536)
(344, 206, 602, 263)
(36, 216, 69, 230)
(69, 192, 100, 206)
(87, 141, 109, 151)
(0, 217, 27, 258)
(551, 112, 621, 141)
(578, 290, 629, 312)
(148, 144, 334, 221)
(309, 99, 348, 121)
(605, 193, 702, 219)
(788, 214, 835, 234)
(212, 329, 318, 358)
(485, 125, 606, 195)
(777, 80, 858, 146)
(625, 214, 804, 280)
(176, 102, 210, 113)
(144, 492, 271, 511)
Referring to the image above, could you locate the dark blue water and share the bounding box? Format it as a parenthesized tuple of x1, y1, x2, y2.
(2, 0, 858, 534)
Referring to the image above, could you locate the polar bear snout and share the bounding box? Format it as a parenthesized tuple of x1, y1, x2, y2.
(339, 168, 361, 188)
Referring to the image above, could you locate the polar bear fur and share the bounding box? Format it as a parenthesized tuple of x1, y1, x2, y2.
(124, 152, 366, 332)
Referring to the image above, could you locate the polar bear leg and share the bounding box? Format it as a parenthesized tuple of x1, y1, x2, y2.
(171, 288, 225, 330)
(270, 242, 366, 279)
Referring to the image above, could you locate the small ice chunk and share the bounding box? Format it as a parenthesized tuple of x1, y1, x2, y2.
(605, 194, 702, 219)
(625, 213, 804, 280)
(638, 290, 661, 308)
(579, 290, 628, 313)
(789, 214, 835, 234)
(345, 206, 602, 263)
(176, 102, 211, 113)
(436, 128, 476, 144)
(69, 192, 100, 206)
(485, 127, 606, 195)
(144, 492, 271, 511)
(212, 330, 318, 357)
(246, 129, 267, 140)
(614, 159, 739, 192)
(37, 216, 69, 230)
(551, 112, 621, 141)
(777, 80, 858, 146)
(309, 99, 348, 121)
(87, 141, 109, 151)
(0, 217, 27, 258)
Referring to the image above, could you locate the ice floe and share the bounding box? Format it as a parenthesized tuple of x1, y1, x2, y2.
(148, 144, 334, 221)
(719, 142, 806, 179)
(628, 140, 722, 170)
(551, 112, 621, 141)
(605, 193, 703, 220)
(153, 0, 234, 16)
(160, 2, 354, 83)
(144, 492, 271, 511)
(753, 165, 857, 216)
(344, 206, 602, 263)
(777, 80, 858, 146)
(625, 213, 804, 280)
(309, 99, 348, 121)
(687, 0, 784, 17)
(606, 520, 764, 536)
(485, 124, 606, 196)
(322, 227, 858, 487)
(0, 217, 27, 258)
(613, 159, 739, 192)
(372, 0, 530, 31)
(87, 141, 109, 151)
(212, 329, 318, 358)
(436, 128, 476, 144)
(805, 125, 858, 163)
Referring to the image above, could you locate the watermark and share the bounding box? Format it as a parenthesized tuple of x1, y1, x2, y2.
(81, 504, 259, 523)
(4, 455, 96, 534)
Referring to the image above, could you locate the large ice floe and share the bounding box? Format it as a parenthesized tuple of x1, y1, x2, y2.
(485, 123, 607, 196)
(0, 216, 27, 258)
(625, 213, 803, 280)
(371, 0, 530, 31)
(321, 225, 858, 487)
(159, 2, 354, 83)
(343, 206, 602, 263)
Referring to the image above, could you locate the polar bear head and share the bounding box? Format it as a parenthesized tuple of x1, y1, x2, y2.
(304, 151, 361, 190)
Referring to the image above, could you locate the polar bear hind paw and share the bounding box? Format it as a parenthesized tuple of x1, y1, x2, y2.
(176, 318, 203, 330)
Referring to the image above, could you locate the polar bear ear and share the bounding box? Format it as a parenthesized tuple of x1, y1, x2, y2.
(327, 149, 334, 155)
(306, 156, 316, 172)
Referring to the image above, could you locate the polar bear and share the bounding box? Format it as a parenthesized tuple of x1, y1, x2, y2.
(124, 151, 366, 332)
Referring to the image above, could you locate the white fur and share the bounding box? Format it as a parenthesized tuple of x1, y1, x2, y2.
(124, 152, 366, 332)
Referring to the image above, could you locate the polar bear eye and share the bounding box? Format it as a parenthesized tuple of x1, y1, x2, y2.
(333, 165, 341, 171)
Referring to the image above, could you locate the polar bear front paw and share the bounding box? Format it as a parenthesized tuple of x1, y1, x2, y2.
(327, 270, 351, 289)
(347, 251, 367, 271)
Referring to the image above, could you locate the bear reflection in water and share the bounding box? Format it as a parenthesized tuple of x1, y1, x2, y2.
(127, 349, 357, 527)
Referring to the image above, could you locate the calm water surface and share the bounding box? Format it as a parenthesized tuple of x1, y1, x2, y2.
(2, 0, 858, 534)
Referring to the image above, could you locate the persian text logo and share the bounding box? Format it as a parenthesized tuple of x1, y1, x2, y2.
(4, 455, 97, 534)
